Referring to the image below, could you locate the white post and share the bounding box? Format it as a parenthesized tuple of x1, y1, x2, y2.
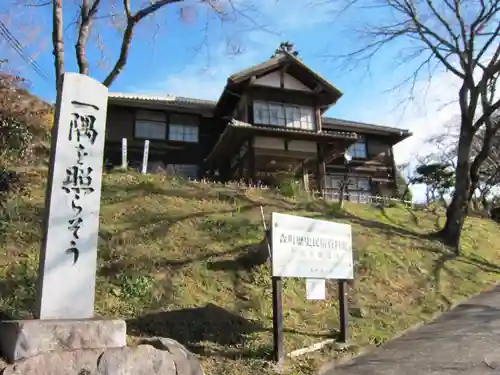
(121, 138, 127, 170)
(142, 140, 150, 174)
(35, 73, 108, 320)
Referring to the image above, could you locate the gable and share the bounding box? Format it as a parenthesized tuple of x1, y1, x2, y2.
(215, 52, 344, 117)
(251, 71, 312, 92)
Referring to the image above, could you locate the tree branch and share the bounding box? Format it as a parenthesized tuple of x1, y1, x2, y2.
(102, 0, 182, 87)
(52, 0, 64, 92)
(469, 125, 497, 199)
(76, 0, 102, 75)
(473, 98, 500, 132)
(476, 22, 500, 68)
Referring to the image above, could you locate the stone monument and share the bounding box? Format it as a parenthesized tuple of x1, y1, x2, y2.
(0, 73, 126, 363)
(0, 73, 204, 375)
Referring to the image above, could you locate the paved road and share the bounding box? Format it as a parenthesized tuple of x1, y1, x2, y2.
(324, 285, 500, 375)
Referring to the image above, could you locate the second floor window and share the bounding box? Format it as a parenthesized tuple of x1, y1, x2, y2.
(253, 101, 315, 130)
(347, 137, 367, 159)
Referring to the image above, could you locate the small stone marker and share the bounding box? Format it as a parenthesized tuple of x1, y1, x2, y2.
(141, 140, 149, 174)
(121, 137, 127, 170)
(35, 73, 109, 320)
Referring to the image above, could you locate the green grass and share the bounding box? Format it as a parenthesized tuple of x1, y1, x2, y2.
(2, 168, 500, 374)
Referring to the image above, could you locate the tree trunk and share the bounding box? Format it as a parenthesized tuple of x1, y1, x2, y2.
(439, 129, 473, 252)
(339, 172, 349, 209)
(482, 196, 489, 212)
(339, 182, 346, 209)
(52, 0, 64, 92)
(480, 189, 490, 212)
(438, 191, 447, 208)
(401, 183, 410, 202)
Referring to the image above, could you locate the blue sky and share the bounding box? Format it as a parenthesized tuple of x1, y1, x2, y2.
(0, 0, 466, 202)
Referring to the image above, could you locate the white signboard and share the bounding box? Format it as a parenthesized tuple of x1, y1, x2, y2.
(271, 212, 353, 279)
(35, 73, 108, 320)
(306, 279, 326, 300)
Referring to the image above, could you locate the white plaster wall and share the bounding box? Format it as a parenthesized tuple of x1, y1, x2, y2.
(252, 71, 312, 92)
(284, 74, 312, 92)
(288, 140, 317, 153)
(253, 71, 281, 88)
(254, 136, 285, 150)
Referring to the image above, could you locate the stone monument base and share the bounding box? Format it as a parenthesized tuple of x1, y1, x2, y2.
(0, 337, 203, 375)
(0, 318, 126, 363)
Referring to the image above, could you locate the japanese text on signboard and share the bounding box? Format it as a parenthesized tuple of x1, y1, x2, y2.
(279, 233, 349, 251)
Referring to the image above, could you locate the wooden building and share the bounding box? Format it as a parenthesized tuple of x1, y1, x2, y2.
(103, 50, 411, 200)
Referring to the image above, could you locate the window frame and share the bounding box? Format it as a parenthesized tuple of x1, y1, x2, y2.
(133, 110, 201, 143)
(347, 137, 368, 159)
(168, 123, 199, 143)
(168, 113, 200, 143)
(253, 100, 316, 131)
(134, 110, 168, 141)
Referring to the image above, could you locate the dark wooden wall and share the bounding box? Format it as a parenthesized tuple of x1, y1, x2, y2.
(104, 99, 400, 196)
(103, 104, 224, 176)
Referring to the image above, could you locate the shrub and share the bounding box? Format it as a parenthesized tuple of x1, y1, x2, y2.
(278, 178, 302, 198)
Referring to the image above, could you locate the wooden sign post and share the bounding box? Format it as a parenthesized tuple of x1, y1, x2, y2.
(271, 276, 284, 364)
(270, 212, 354, 362)
(338, 280, 348, 342)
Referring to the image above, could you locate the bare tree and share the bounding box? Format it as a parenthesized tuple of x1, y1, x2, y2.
(423, 115, 500, 210)
(471, 123, 500, 209)
(17, 0, 265, 92)
(333, 0, 500, 252)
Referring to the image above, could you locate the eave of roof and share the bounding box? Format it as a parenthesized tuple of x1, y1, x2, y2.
(322, 117, 412, 137)
(227, 52, 343, 98)
(108, 92, 216, 111)
(230, 119, 358, 139)
(205, 119, 358, 166)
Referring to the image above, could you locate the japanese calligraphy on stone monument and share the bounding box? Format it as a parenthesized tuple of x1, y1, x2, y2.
(35, 73, 109, 320)
(271, 212, 353, 279)
(62, 107, 101, 264)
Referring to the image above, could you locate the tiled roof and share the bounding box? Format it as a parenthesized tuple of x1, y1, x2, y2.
(108, 92, 216, 107)
(230, 119, 358, 139)
(322, 117, 411, 135)
(228, 55, 282, 82)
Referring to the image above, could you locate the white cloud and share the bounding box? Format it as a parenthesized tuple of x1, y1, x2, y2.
(359, 71, 463, 203)
(131, 48, 262, 100)
(128, 0, 339, 99)
(364, 71, 462, 165)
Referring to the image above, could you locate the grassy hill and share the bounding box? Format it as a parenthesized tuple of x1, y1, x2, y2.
(2, 168, 500, 374)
